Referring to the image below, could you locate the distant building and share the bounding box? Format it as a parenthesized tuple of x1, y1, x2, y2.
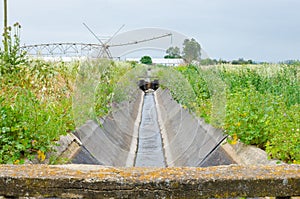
(152, 58, 184, 66)
(126, 58, 184, 66)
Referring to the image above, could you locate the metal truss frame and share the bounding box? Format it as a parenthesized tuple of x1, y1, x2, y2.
(21, 43, 102, 57)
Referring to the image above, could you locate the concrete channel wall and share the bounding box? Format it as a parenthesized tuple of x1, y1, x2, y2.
(155, 88, 234, 167)
(70, 90, 144, 166)
(0, 164, 299, 198)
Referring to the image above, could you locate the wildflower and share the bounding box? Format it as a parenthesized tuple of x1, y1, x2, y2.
(37, 150, 46, 162)
(236, 122, 241, 127)
(231, 134, 238, 145)
(14, 159, 20, 165)
(293, 160, 300, 164)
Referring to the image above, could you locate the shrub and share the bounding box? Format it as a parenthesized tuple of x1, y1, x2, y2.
(140, 55, 152, 65)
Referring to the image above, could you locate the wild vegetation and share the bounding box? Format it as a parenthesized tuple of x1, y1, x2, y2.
(0, 24, 136, 164)
(0, 58, 77, 164)
(171, 63, 300, 164)
(0, 57, 136, 164)
(0, 24, 77, 164)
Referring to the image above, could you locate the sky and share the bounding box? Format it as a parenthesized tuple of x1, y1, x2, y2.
(1, 0, 300, 62)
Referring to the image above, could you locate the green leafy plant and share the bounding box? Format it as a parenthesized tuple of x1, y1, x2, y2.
(265, 104, 300, 163)
(0, 22, 27, 75)
(0, 79, 75, 164)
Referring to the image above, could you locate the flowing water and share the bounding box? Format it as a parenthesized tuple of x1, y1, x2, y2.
(134, 92, 166, 167)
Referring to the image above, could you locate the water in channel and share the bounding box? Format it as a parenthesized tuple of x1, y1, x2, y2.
(134, 92, 166, 167)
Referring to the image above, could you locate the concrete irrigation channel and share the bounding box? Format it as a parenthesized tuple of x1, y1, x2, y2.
(69, 86, 234, 167)
(1, 79, 300, 198)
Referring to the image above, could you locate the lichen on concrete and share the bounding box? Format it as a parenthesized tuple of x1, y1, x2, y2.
(0, 164, 299, 198)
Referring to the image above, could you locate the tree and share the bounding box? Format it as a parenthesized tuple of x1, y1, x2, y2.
(164, 46, 181, 58)
(231, 58, 253, 65)
(182, 38, 201, 63)
(199, 58, 218, 65)
(140, 55, 152, 65)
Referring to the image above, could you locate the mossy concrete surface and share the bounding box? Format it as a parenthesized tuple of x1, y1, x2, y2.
(0, 164, 299, 198)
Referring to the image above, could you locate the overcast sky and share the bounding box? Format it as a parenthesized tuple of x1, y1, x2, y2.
(1, 0, 300, 62)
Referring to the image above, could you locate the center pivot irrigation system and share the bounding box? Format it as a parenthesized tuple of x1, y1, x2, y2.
(21, 24, 173, 59)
